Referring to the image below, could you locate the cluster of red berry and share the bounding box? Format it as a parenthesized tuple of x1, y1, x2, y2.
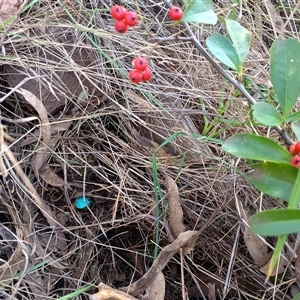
(289, 142, 300, 168)
(110, 4, 183, 84)
(111, 5, 138, 33)
(129, 57, 152, 84)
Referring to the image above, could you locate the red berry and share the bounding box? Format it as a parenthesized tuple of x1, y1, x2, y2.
(289, 144, 297, 155)
(168, 6, 183, 21)
(129, 69, 143, 84)
(124, 11, 138, 27)
(110, 5, 127, 20)
(295, 142, 300, 153)
(133, 57, 148, 71)
(114, 20, 128, 33)
(289, 142, 300, 155)
(291, 156, 300, 168)
(142, 67, 152, 81)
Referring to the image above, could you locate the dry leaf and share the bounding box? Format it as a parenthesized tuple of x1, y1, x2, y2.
(296, 256, 300, 285)
(165, 174, 185, 238)
(264, 0, 284, 35)
(33, 238, 66, 270)
(0, 240, 22, 282)
(126, 89, 207, 163)
(0, 225, 37, 287)
(144, 271, 165, 300)
(208, 283, 216, 300)
(16, 88, 51, 176)
(128, 125, 179, 162)
(20, 119, 72, 147)
(0, 0, 19, 22)
(259, 255, 286, 276)
(126, 89, 153, 109)
(90, 283, 138, 300)
(181, 207, 220, 257)
(243, 225, 271, 267)
(38, 231, 68, 252)
(39, 165, 66, 187)
(130, 252, 145, 275)
(119, 230, 198, 296)
(240, 206, 285, 276)
(136, 135, 175, 159)
(238, 201, 271, 267)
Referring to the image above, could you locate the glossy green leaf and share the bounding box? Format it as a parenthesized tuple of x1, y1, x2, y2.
(250, 162, 297, 202)
(226, 19, 251, 66)
(222, 133, 292, 163)
(270, 38, 300, 116)
(181, 0, 217, 24)
(250, 209, 300, 236)
(252, 102, 282, 126)
(206, 34, 239, 70)
(291, 120, 300, 141)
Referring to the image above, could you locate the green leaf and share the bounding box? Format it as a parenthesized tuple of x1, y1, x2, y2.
(252, 102, 282, 126)
(222, 133, 292, 163)
(250, 209, 300, 236)
(291, 120, 300, 141)
(206, 34, 239, 70)
(291, 292, 300, 300)
(225, 19, 251, 66)
(250, 170, 300, 277)
(270, 38, 300, 116)
(181, 0, 217, 25)
(287, 164, 300, 209)
(206, 20, 251, 77)
(250, 162, 297, 202)
(286, 110, 300, 123)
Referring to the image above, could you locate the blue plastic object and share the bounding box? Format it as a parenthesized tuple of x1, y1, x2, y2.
(75, 196, 91, 209)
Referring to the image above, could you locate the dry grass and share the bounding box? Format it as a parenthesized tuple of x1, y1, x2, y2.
(0, 1, 300, 299)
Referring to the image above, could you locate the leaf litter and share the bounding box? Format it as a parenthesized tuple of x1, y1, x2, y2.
(16, 88, 51, 176)
(0, 1, 299, 299)
(165, 173, 185, 238)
